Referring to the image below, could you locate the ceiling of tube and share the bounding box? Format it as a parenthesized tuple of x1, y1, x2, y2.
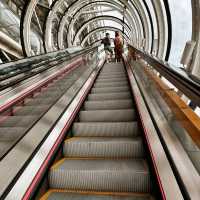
(20, 0, 172, 60)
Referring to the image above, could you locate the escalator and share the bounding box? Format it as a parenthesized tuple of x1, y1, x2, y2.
(39, 62, 155, 200)
(0, 64, 87, 159)
(0, 46, 86, 92)
(0, 53, 67, 91)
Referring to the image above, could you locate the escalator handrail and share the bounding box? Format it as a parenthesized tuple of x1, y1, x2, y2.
(128, 45, 200, 108)
(0, 46, 98, 74)
(1, 58, 104, 200)
(0, 46, 99, 115)
(0, 46, 99, 91)
(124, 56, 184, 200)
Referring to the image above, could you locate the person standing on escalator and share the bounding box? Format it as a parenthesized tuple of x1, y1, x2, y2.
(114, 31, 123, 62)
(101, 33, 113, 63)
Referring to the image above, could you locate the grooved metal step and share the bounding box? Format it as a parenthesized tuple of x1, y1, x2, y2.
(43, 86, 66, 92)
(49, 159, 151, 193)
(88, 92, 131, 101)
(99, 74, 126, 78)
(99, 73, 126, 76)
(13, 105, 50, 115)
(94, 82, 128, 88)
(42, 191, 153, 200)
(53, 79, 72, 84)
(0, 127, 27, 141)
(0, 127, 27, 157)
(25, 98, 57, 106)
(0, 115, 39, 127)
(72, 122, 139, 137)
(53, 82, 74, 87)
(91, 86, 129, 94)
(96, 78, 128, 83)
(33, 95, 57, 100)
(84, 99, 133, 110)
(79, 109, 136, 122)
(35, 91, 62, 98)
(64, 137, 144, 158)
(0, 141, 15, 157)
(101, 70, 125, 73)
(100, 69, 125, 72)
(96, 77, 127, 83)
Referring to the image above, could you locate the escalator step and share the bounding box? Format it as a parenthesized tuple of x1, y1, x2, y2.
(103, 66, 123, 69)
(101, 68, 124, 71)
(53, 81, 74, 87)
(88, 92, 131, 101)
(0, 127, 27, 157)
(103, 63, 122, 67)
(97, 72, 125, 76)
(91, 86, 129, 94)
(99, 74, 126, 78)
(0, 127, 26, 141)
(101, 66, 124, 70)
(0, 115, 39, 127)
(79, 109, 136, 122)
(72, 122, 139, 137)
(0, 141, 16, 157)
(49, 159, 151, 192)
(96, 77, 127, 83)
(94, 82, 128, 88)
(41, 191, 153, 200)
(35, 92, 62, 98)
(43, 86, 66, 92)
(96, 78, 128, 83)
(63, 137, 144, 158)
(33, 96, 58, 100)
(25, 98, 57, 106)
(101, 70, 124, 73)
(84, 99, 133, 110)
(14, 105, 50, 115)
(52, 82, 72, 88)
(98, 71, 126, 78)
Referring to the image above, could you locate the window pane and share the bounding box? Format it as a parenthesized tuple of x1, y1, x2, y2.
(168, 0, 192, 65)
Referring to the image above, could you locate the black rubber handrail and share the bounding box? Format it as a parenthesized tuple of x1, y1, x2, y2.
(0, 46, 98, 91)
(0, 46, 95, 73)
(129, 45, 200, 107)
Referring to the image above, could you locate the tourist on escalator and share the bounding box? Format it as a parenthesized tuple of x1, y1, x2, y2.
(114, 31, 123, 62)
(101, 33, 113, 63)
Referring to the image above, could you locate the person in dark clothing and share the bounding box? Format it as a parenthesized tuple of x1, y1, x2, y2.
(101, 33, 113, 62)
(114, 31, 123, 62)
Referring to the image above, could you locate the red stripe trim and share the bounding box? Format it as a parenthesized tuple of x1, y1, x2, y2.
(125, 59, 166, 200)
(22, 69, 98, 200)
(0, 59, 82, 126)
(0, 58, 83, 114)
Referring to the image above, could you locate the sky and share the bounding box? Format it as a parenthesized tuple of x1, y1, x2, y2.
(100, 1, 192, 66)
(168, 0, 192, 66)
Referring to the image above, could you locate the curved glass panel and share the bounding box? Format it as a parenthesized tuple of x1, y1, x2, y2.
(168, 0, 192, 65)
(0, 1, 44, 56)
(145, 0, 158, 38)
(0, 1, 20, 43)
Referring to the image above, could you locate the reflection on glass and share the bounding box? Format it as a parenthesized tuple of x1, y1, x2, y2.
(168, 0, 192, 66)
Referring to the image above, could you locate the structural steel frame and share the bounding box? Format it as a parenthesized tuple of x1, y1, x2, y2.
(20, 0, 172, 60)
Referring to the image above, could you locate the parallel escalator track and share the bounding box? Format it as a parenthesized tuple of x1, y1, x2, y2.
(40, 63, 155, 200)
(0, 65, 87, 159)
(0, 55, 66, 91)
